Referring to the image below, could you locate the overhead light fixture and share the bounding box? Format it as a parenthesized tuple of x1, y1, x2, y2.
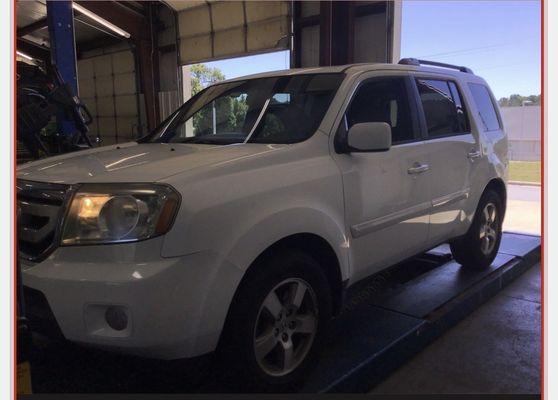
(16, 51, 34, 61)
(72, 2, 131, 39)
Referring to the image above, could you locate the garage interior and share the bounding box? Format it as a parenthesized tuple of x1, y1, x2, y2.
(16, 0, 540, 394)
(16, 0, 400, 156)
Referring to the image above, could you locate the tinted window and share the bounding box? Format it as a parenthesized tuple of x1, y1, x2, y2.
(468, 83, 501, 131)
(416, 79, 469, 137)
(346, 78, 415, 144)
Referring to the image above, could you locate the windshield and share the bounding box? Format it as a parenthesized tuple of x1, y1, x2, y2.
(140, 73, 344, 145)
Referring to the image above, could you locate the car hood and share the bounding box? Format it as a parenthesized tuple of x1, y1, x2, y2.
(17, 142, 284, 184)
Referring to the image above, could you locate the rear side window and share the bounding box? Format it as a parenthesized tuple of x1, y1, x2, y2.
(468, 83, 501, 131)
(416, 78, 470, 138)
(346, 77, 415, 144)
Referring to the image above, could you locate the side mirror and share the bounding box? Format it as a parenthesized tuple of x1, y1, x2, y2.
(347, 122, 392, 152)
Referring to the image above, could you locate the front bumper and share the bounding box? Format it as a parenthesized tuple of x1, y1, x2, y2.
(21, 237, 244, 360)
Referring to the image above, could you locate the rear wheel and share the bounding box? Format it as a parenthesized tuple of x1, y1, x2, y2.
(218, 250, 332, 392)
(450, 189, 503, 269)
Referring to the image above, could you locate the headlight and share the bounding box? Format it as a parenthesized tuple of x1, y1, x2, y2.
(61, 183, 180, 245)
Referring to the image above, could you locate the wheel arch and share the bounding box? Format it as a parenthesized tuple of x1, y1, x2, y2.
(484, 178, 507, 218)
(247, 233, 345, 315)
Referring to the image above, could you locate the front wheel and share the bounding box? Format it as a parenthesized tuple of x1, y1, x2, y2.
(450, 189, 504, 269)
(217, 251, 332, 392)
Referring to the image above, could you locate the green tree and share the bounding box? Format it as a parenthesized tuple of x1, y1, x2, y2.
(190, 64, 225, 95)
(188, 64, 251, 135)
(498, 94, 541, 107)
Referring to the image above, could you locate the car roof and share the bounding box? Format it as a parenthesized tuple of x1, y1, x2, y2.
(221, 62, 483, 84)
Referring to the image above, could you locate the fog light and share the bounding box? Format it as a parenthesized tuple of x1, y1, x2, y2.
(105, 306, 128, 331)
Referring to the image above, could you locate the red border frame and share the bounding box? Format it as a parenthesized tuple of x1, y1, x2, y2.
(540, 0, 545, 398)
(13, 0, 18, 397)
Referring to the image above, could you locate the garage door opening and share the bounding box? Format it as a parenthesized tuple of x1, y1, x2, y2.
(180, 50, 290, 105)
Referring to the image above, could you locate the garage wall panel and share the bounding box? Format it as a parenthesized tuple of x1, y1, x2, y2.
(113, 73, 136, 95)
(112, 51, 135, 74)
(179, 35, 212, 64)
(177, 5, 211, 37)
(77, 48, 140, 145)
(214, 27, 245, 57)
(212, 1, 244, 30)
(300, 25, 319, 67)
(115, 95, 138, 117)
(247, 18, 289, 52)
(177, 0, 290, 64)
(353, 13, 388, 63)
(78, 58, 94, 79)
(95, 76, 114, 97)
(245, 1, 287, 22)
(78, 79, 96, 99)
(96, 97, 115, 117)
(93, 55, 113, 77)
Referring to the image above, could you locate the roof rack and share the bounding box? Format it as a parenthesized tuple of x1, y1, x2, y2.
(398, 58, 474, 74)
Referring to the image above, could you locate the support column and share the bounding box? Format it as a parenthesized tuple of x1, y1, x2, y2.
(46, 1, 78, 137)
(135, 3, 160, 131)
(319, 1, 355, 66)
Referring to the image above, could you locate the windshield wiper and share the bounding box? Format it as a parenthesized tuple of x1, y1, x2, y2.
(180, 136, 244, 145)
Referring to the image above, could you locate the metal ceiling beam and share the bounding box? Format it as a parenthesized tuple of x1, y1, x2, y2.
(76, 36, 123, 55)
(16, 38, 50, 62)
(17, 9, 86, 38)
(17, 17, 49, 38)
(74, 0, 147, 40)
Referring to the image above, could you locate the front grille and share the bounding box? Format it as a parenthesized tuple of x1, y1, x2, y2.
(17, 180, 71, 261)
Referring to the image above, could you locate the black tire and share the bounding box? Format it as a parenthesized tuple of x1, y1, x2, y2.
(217, 249, 332, 392)
(450, 189, 504, 269)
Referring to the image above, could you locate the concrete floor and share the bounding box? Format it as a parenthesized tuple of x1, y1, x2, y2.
(370, 264, 541, 394)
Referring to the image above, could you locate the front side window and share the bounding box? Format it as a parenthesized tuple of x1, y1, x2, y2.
(416, 78, 470, 137)
(141, 73, 344, 145)
(345, 77, 415, 144)
(468, 83, 501, 131)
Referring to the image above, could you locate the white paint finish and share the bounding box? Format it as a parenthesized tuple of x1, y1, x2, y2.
(423, 134, 478, 245)
(21, 239, 243, 359)
(17, 142, 291, 184)
(17, 63, 508, 360)
(333, 141, 431, 282)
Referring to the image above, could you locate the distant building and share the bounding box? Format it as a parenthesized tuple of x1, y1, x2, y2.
(500, 106, 541, 161)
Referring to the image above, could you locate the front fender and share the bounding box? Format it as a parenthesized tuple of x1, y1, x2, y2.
(225, 206, 350, 281)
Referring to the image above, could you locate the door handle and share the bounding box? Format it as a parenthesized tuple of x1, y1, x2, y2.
(407, 163, 430, 175)
(467, 149, 481, 160)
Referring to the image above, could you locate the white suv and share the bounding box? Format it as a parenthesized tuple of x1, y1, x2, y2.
(18, 60, 507, 390)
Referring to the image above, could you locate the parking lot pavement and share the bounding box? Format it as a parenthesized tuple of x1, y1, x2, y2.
(504, 184, 541, 235)
(370, 263, 541, 394)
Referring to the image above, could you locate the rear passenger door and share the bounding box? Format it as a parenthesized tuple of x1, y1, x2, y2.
(412, 76, 480, 246)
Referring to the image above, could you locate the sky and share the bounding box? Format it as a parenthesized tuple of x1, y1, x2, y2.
(194, 0, 541, 99)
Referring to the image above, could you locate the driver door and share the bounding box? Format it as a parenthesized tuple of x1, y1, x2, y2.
(332, 75, 432, 283)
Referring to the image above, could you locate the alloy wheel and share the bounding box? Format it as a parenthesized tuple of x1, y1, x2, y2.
(479, 202, 499, 255)
(253, 278, 318, 377)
